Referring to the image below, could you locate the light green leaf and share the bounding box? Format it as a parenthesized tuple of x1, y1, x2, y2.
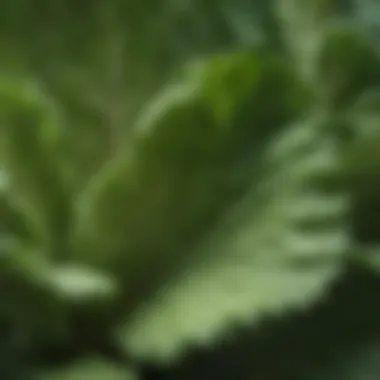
(34, 358, 138, 380)
(48, 263, 119, 304)
(119, 114, 350, 363)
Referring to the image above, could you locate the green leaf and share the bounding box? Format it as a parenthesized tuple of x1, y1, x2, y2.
(0, 244, 69, 345)
(0, 75, 72, 257)
(340, 124, 380, 244)
(70, 78, 221, 287)
(180, 50, 311, 144)
(34, 358, 138, 380)
(0, 169, 35, 242)
(70, 51, 309, 302)
(48, 263, 119, 304)
(316, 26, 380, 109)
(118, 114, 350, 363)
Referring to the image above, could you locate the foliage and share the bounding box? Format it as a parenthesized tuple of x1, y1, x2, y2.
(0, 1, 380, 380)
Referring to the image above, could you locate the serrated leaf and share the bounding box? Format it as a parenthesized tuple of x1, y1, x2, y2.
(119, 115, 350, 363)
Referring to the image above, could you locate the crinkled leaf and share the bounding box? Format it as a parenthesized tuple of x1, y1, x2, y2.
(119, 115, 351, 363)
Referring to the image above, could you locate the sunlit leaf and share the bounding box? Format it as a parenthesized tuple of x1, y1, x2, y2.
(119, 114, 351, 363)
(48, 263, 119, 304)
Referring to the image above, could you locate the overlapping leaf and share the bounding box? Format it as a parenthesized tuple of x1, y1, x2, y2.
(1, 4, 379, 379)
(69, 51, 309, 302)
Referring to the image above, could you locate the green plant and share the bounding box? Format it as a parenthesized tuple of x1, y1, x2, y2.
(1, 2, 380, 380)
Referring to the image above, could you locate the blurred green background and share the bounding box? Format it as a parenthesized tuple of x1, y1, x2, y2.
(1, 0, 380, 379)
